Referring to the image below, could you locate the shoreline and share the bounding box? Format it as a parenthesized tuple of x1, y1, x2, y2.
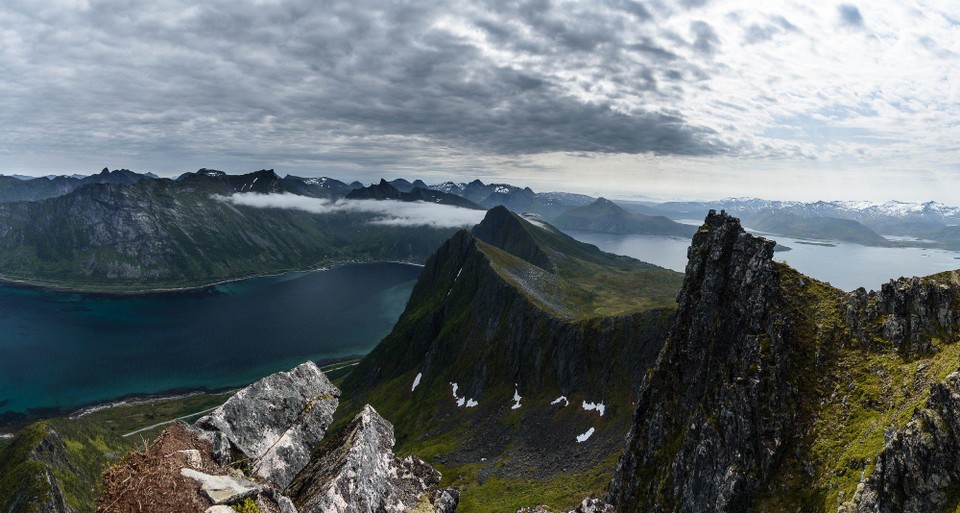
(0, 259, 425, 296)
(0, 356, 364, 434)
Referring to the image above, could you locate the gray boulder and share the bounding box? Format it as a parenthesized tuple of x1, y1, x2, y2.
(287, 404, 458, 513)
(195, 361, 340, 489)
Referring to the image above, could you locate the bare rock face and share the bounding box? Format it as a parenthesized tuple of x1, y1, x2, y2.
(607, 210, 794, 513)
(841, 371, 960, 513)
(846, 274, 960, 357)
(195, 361, 340, 489)
(287, 405, 458, 513)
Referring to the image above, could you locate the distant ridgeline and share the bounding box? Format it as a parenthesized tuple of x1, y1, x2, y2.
(0, 170, 471, 291)
(6, 209, 960, 512)
(0, 170, 609, 292)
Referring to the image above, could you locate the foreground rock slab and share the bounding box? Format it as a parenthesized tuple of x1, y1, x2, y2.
(180, 468, 263, 505)
(195, 361, 340, 488)
(287, 405, 458, 513)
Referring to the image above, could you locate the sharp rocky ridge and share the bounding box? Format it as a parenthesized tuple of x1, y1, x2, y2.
(608, 209, 960, 512)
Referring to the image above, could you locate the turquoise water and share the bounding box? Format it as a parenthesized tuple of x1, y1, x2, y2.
(0, 263, 420, 421)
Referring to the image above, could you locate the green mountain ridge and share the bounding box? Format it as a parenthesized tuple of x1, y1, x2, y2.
(338, 206, 684, 511)
(0, 171, 463, 292)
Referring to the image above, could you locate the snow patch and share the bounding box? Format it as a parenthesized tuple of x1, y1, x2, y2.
(450, 382, 478, 409)
(582, 401, 605, 416)
(511, 385, 522, 410)
(551, 396, 569, 407)
(576, 427, 595, 443)
(411, 372, 422, 392)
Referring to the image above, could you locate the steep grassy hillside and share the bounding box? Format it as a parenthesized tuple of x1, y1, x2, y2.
(339, 207, 684, 511)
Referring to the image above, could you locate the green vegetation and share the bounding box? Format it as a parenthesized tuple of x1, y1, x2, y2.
(436, 452, 621, 513)
(232, 498, 261, 513)
(755, 264, 960, 512)
(333, 208, 680, 511)
(0, 174, 457, 293)
(0, 392, 230, 513)
(480, 240, 679, 319)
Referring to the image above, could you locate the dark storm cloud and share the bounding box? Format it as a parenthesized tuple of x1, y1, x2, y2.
(0, 0, 726, 176)
(838, 4, 865, 28)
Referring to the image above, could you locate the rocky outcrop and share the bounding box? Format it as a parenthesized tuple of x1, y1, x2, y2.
(846, 274, 960, 357)
(195, 361, 340, 489)
(841, 371, 960, 513)
(608, 210, 795, 512)
(99, 363, 452, 513)
(518, 498, 614, 513)
(288, 405, 456, 513)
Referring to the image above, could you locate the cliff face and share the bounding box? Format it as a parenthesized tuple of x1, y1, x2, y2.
(846, 273, 960, 356)
(608, 210, 793, 512)
(608, 210, 960, 513)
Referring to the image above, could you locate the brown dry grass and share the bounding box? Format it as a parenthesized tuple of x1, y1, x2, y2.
(97, 422, 225, 513)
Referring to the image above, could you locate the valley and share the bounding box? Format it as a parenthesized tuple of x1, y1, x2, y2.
(5, 170, 960, 513)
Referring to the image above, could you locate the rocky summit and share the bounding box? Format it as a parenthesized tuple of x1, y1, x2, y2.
(608, 210, 960, 512)
(96, 363, 455, 513)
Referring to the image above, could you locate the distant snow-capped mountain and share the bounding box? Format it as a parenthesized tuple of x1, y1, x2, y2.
(651, 198, 960, 234)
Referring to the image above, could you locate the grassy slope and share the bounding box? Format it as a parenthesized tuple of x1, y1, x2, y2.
(0, 393, 232, 513)
(334, 212, 683, 512)
(756, 264, 960, 512)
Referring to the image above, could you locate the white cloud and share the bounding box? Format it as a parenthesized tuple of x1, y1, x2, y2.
(214, 193, 487, 228)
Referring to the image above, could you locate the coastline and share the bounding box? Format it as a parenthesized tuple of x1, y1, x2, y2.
(0, 259, 425, 296)
(0, 356, 364, 433)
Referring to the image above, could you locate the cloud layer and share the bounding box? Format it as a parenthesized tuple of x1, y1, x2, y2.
(1, 1, 959, 201)
(215, 193, 487, 228)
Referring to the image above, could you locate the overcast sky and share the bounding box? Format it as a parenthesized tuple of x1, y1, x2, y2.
(1, 1, 958, 202)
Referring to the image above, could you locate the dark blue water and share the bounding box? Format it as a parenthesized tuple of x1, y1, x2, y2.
(0, 263, 420, 419)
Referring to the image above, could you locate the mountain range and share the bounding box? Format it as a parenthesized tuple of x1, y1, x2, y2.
(6, 208, 960, 512)
(0, 170, 466, 291)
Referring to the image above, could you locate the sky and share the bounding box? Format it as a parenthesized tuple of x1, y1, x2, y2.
(0, 0, 958, 202)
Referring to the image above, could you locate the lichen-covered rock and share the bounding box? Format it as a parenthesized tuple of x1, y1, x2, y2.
(195, 361, 340, 489)
(608, 210, 794, 512)
(287, 405, 456, 513)
(846, 274, 960, 357)
(841, 371, 960, 513)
